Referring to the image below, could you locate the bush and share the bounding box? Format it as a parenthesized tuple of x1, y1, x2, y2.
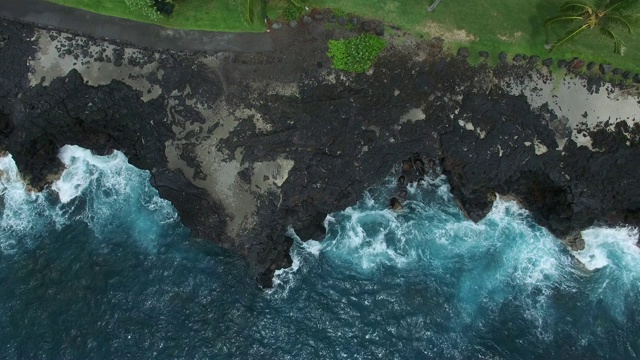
(282, 4, 303, 21)
(125, 0, 173, 21)
(327, 34, 387, 73)
(155, 0, 174, 16)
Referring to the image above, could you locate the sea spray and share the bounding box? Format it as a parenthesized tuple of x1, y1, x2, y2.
(51, 145, 177, 248)
(0, 154, 60, 253)
(0, 146, 178, 254)
(2, 146, 640, 358)
(572, 227, 640, 323)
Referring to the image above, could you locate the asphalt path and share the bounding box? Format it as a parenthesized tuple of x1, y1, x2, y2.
(0, 0, 273, 52)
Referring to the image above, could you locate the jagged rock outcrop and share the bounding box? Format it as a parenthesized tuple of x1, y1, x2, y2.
(0, 19, 638, 287)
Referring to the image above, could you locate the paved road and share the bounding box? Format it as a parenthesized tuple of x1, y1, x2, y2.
(0, 0, 273, 52)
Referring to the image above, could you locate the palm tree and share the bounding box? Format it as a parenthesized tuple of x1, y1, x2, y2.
(544, 0, 640, 55)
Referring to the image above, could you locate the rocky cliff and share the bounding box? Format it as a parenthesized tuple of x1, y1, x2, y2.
(0, 19, 638, 287)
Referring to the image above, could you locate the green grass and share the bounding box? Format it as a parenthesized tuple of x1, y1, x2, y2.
(47, 0, 265, 32)
(309, 0, 640, 74)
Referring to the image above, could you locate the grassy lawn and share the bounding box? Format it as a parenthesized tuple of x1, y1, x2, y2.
(310, 0, 640, 74)
(47, 0, 265, 32)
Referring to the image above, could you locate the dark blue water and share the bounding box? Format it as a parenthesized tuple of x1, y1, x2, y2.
(0, 145, 639, 359)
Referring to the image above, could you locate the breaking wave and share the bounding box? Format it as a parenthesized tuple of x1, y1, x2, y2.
(1, 146, 639, 359)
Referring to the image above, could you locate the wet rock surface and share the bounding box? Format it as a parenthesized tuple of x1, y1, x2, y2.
(0, 19, 639, 287)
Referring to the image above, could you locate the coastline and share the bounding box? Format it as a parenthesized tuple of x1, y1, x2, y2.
(0, 15, 638, 286)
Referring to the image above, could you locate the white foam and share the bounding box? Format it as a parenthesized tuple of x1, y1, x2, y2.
(573, 227, 640, 271)
(0, 146, 180, 254)
(302, 239, 323, 256)
(53, 145, 129, 203)
(270, 227, 305, 296)
(0, 154, 50, 252)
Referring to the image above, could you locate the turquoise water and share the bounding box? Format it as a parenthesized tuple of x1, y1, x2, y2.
(0, 145, 639, 359)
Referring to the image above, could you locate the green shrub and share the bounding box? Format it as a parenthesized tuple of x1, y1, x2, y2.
(282, 3, 303, 21)
(125, 0, 170, 21)
(327, 34, 387, 73)
(332, 8, 346, 17)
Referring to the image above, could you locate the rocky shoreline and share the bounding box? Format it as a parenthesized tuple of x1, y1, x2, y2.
(0, 18, 638, 287)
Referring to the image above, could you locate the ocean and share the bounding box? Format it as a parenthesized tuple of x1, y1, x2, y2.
(0, 145, 638, 359)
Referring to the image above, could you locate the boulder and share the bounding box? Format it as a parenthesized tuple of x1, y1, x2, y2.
(313, 13, 324, 20)
(390, 197, 403, 211)
(337, 16, 347, 25)
(542, 58, 554, 67)
(302, 16, 312, 24)
(271, 22, 283, 30)
(570, 59, 584, 69)
(375, 25, 385, 36)
(457, 47, 469, 58)
(563, 232, 585, 251)
(599, 63, 613, 74)
(622, 71, 633, 80)
(612, 68, 623, 75)
(361, 21, 372, 31)
(512, 54, 524, 62)
(498, 52, 507, 63)
(478, 50, 489, 59)
(350, 17, 358, 25)
(586, 62, 596, 71)
(328, 14, 337, 23)
(528, 55, 539, 64)
(557, 59, 567, 68)
(289, 20, 298, 28)
(634, 74, 640, 83)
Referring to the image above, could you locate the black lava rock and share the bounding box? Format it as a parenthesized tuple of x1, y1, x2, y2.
(337, 16, 347, 25)
(528, 55, 539, 64)
(557, 59, 567, 68)
(612, 68, 623, 75)
(600, 63, 613, 74)
(586, 62, 596, 71)
(570, 59, 585, 69)
(375, 25, 385, 36)
(361, 21, 372, 31)
(457, 47, 469, 58)
(622, 71, 633, 80)
(542, 58, 554, 67)
(478, 50, 489, 59)
(498, 52, 507, 62)
(512, 54, 524, 62)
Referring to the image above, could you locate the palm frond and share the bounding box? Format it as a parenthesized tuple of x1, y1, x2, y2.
(601, 14, 635, 32)
(549, 23, 590, 51)
(561, 0, 595, 14)
(244, 0, 256, 24)
(593, 0, 611, 11)
(599, 26, 627, 54)
(290, 0, 305, 8)
(603, 0, 627, 13)
(544, 15, 585, 26)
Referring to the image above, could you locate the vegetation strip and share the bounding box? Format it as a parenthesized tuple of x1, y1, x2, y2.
(47, 0, 640, 74)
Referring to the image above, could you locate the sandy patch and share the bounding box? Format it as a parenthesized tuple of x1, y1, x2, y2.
(504, 71, 640, 151)
(165, 94, 293, 238)
(28, 29, 162, 102)
(400, 107, 426, 123)
(497, 32, 522, 43)
(421, 21, 477, 43)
